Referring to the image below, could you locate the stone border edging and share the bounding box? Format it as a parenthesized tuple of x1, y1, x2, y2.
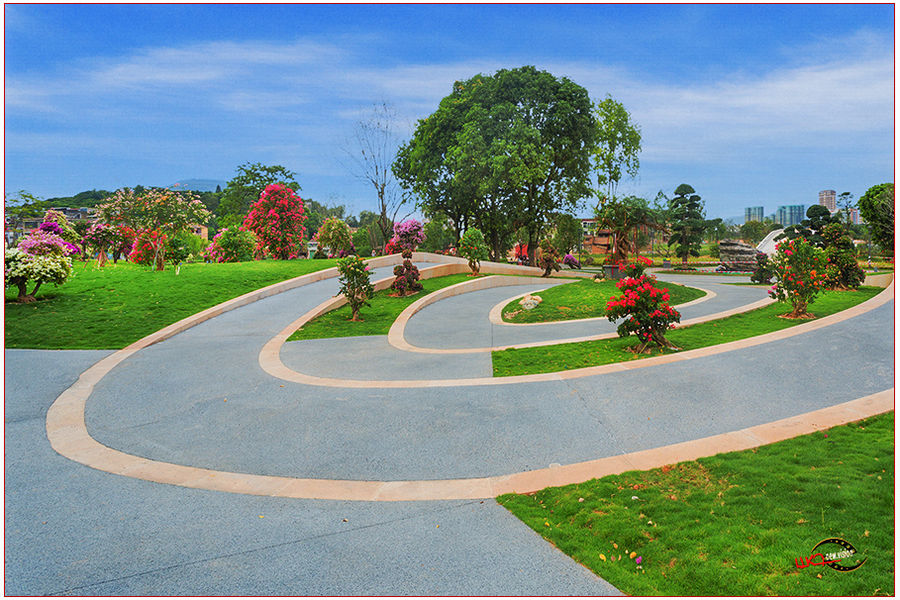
(262, 282, 892, 387)
(486, 284, 717, 327)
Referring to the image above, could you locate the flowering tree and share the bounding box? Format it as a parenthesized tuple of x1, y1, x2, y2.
(6, 231, 75, 302)
(203, 228, 257, 263)
(606, 274, 680, 352)
(241, 184, 307, 260)
(768, 236, 826, 318)
(383, 236, 401, 255)
(40, 210, 81, 246)
(315, 217, 353, 258)
(458, 227, 489, 275)
(97, 188, 210, 270)
(337, 255, 374, 321)
(393, 219, 426, 252)
(82, 223, 119, 267)
(110, 225, 137, 263)
(35, 222, 80, 257)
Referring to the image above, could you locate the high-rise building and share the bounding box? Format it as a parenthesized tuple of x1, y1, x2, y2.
(776, 205, 805, 226)
(819, 190, 837, 213)
(744, 206, 764, 223)
(846, 207, 861, 225)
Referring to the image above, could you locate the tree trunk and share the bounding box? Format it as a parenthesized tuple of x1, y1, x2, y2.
(97, 248, 107, 267)
(350, 304, 361, 321)
(16, 282, 34, 303)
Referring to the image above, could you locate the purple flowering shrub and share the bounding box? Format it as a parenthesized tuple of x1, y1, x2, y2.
(563, 253, 581, 269)
(393, 219, 426, 252)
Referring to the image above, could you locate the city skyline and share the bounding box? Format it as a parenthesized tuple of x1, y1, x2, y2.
(5, 4, 894, 220)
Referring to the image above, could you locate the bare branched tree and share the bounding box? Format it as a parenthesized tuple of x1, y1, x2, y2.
(345, 102, 411, 251)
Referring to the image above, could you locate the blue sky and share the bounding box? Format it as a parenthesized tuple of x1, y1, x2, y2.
(4, 3, 895, 221)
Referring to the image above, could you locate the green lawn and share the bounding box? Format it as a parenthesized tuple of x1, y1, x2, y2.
(287, 273, 474, 340)
(5, 259, 339, 349)
(501, 278, 706, 324)
(493, 287, 882, 376)
(498, 412, 894, 596)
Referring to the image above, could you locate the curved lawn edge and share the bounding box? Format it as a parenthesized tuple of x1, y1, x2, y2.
(489, 283, 715, 327)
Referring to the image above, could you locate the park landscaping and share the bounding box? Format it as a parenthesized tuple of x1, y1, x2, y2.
(287, 272, 473, 340)
(492, 286, 883, 377)
(498, 411, 894, 596)
(4, 258, 338, 349)
(501, 278, 705, 324)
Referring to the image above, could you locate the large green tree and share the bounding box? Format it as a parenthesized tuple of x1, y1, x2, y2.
(592, 95, 642, 203)
(218, 162, 299, 227)
(857, 183, 894, 256)
(395, 66, 598, 264)
(667, 184, 706, 264)
(594, 195, 661, 263)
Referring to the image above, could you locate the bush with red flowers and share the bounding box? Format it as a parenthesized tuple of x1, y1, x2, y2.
(606, 274, 681, 352)
(241, 184, 307, 260)
(617, 255, 653, 278)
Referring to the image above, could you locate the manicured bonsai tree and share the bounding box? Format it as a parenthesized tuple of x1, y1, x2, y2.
(458, 227, 488, 275)
(821, 223, 864, 290)
(538, 238, 561, 277)
(768, 236, 826, 318)
(337, 255, 374, 321)
(390, 249, 423, 295)
(606, 274, 681, 353)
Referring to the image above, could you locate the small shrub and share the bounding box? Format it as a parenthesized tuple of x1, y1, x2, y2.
(337, 255, 374, 321)
(750, 252, 774, 284)
(459, 228, 489, 275)
(315, 217, 353, 258)
(605, 274, 681, 352)
(582, 255, 595, 266)
(203, 227, 256, 263)
(821, 223, 864, 290)
(563, 253, 582, 269)
(768, 237, 827, 318)
(5, 245, 73, 302)
(393, 219, 426, 252)
(390, 249, 423, 295)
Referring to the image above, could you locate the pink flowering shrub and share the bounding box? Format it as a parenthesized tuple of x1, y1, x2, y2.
(242, 184, 307, 260)
(18, 230, 74, 257)
(7, 229, 75, 302)
(606, 274, 681, 352)
(383, 236, 401, 255)
(393, 219, 426, 252)
(128, 230, 168, 268)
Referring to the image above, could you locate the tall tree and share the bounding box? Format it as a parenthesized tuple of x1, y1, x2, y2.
(667, 184, 706, 264)
(218, 162, 299, 227)
(348, 102, 409, 251)
(592, 95, 642, 203)
(857, 183, 894, 256)
(594, 195, 661, 263)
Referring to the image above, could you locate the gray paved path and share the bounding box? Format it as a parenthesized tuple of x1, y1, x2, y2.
(4, 262, 892, 595)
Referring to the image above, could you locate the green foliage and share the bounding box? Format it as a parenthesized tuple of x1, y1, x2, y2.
(739, 220, 770, 245)
(352, 227, 372, 257)
(336, 255, 374, 320)
(458, 227, 489, 274)
(498, 412, 893, 596)
(750, 252, 774, 284)
(857, 183, 894, 256)
(593, 95, 642, 201)
(4, 190, 48, 230)
(667, 184, 706, 264)
(421, 213, 456, 253)
(203, 227, 257, 263)
(821, 223, 864, 290)
(168, 230, 205, 266)
(552, 213, 583, 255)
(779, 205, 839, 248)
(218, 162, 299, 222)
(768, 236, 826, 317)
(304, 199, 346, 240)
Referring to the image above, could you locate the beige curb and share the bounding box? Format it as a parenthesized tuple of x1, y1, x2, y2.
(486, 284, 717, 327)
(45, 257, 895, 502)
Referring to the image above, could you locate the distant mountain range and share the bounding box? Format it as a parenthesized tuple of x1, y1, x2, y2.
(165, 178, 227, 192)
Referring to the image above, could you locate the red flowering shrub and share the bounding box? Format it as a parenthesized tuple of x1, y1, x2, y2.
(383, 236, 401, 255)
(129, 230, 168, 268)
(241, 184, 307, 260)
(617, 255, 652, 278)
(390, 249, 423, 295)
(767, 236, 826, 318)
(606, 274, 681, 352)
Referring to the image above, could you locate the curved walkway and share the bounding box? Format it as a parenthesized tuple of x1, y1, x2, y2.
(44, 253, 894, 504)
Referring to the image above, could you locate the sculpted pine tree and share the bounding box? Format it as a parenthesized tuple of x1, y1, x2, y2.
(667, 184, 706, 264)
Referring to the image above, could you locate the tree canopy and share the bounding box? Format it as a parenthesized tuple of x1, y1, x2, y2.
(218, 162, 299, 226)
(592, 95, 641, 203)
(667, 184, 706, 264)
(858, 183, 894, 256)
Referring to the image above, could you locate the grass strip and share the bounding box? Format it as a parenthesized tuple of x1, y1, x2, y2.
(501, 278, 705, 324)
(492, 287, 882, 376)
(287, 272, 473, 340)
(497, 412, 894, 596)
(4, 259, 339, 349)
